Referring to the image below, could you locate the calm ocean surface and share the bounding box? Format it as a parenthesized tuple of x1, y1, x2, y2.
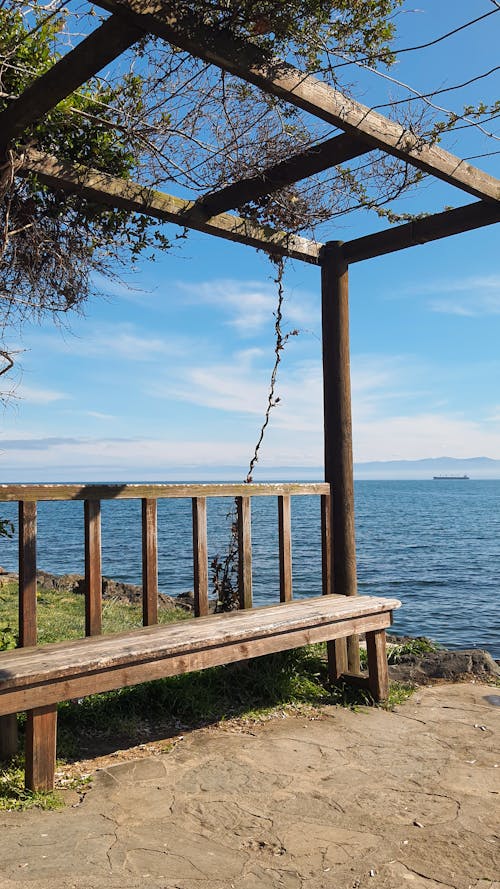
(0, 480, 498, 657)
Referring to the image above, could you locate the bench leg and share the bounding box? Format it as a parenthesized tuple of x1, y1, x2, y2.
(25, 705, 57, 792)
(0, 714, 18, 760)
(366, 629, 389, 702)
(326, 638, 348, 681)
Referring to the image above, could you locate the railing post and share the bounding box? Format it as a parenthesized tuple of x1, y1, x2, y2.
(142, 498, 158, 625)
(278, 495, 293, 602)
(84, 500, 102, 636)
(236, 496, 252, 610)
(320, 241, 360, 676)
(192, 497, 209, 617)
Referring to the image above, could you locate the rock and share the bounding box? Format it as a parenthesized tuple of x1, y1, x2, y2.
(389, 649, 500, 684)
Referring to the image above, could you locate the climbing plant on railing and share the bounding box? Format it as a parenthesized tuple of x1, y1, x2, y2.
(211, 255, 298, 611)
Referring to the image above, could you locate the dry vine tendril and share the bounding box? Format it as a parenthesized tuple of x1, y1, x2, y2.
(211, 256, 298, 611)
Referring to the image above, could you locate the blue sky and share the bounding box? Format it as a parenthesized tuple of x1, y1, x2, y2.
(1, 0, 499, 481)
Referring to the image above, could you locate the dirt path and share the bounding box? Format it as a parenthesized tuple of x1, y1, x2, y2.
(1, 682, 498, 889)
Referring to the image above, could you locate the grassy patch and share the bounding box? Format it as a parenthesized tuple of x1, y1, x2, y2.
(0, 581, 190, 648)
(0, 757, 63, 812)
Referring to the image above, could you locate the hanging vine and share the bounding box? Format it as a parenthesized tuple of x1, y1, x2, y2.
(211, 255, 298, 611)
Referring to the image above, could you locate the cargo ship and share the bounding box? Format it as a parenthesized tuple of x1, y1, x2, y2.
(433, 474, 470, 480)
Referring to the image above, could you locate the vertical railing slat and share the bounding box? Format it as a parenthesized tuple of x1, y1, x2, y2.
(321, 491, 333, 597)
(278, 494, 293, 602)
(84, 500, 102, 636)
(19, 500, 37, 647)
(192, 497, 209, 617)
(321, 489, 348, 678)
(236, 496, 252, 610)
(142, 498, 158, 626)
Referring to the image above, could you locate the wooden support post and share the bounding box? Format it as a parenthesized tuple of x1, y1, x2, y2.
(320, 487, 347, 679)
(278, 495, 293, 603)
(366, 629, 390, 702)
(142, 498, 158, 626)
(320, 241, 360, 676)
(84, 500, 102, 636)
(0, 715, 18, 760)
(192, 497, 209, 617)
(236, 496, 253, 610)
(19, 501, 37, 647)
(25, 705, 57, 791)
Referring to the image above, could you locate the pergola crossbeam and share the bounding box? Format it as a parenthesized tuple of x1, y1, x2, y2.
(19, 150, 322, 264)
(343, 201, 500, 263)
(0, 15, 142, 152)
(94, 1, 499, 205)
(186, 133, 370, 222)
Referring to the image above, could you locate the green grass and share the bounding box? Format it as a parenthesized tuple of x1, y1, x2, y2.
(0, 581, 190, 646)
(1, 583, 417, 810)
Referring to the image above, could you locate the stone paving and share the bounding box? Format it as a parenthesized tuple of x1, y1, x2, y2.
(0, 683, 498, 889)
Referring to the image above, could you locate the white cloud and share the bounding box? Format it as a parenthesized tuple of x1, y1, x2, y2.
(178, 279, 317, 335)
(400, 274, 500, 317)
(15, 385, 69, 404)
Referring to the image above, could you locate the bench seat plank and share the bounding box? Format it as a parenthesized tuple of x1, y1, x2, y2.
(0, 595, 400, 688)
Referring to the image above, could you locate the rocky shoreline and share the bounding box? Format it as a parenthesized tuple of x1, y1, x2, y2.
(1, 567, 499, 684)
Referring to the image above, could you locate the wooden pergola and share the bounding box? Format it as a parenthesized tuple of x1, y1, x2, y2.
(1, 1, 499, 681)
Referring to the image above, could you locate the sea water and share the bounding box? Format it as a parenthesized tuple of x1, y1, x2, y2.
(0, 480, 498, 657)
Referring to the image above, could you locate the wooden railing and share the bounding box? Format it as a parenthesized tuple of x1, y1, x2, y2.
(0, 483, 333, 646)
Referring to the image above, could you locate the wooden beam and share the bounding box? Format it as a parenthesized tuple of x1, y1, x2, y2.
(192, 497, 209, 617)
(186, 133, 370, 222)
(0, 481, 330, 502)
(18, 150, 322, 265)
(19, 501, 37, 648)
(0, 16, 142, 152)
(343, 200, 500, 263)
(142, 498, 158, 626)
(320, 241, 360, 675)
(84, 500, 102, 637)
(94, 1, 500, 203)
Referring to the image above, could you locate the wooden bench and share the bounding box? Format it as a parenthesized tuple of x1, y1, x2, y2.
(0, 594, 400, 790)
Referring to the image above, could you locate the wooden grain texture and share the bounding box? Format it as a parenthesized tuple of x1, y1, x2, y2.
(321, 242, 360, 675)
(0, 17, 141, 149)
(186, 133, 369, 221)
(278, 495, 293, 603)
(0, 714, 18, 759)
(321, 490, 333, 597)
(343, 200, 500, 263)
(25, 705, 57, 792)
(19, 151, 322, 265)
(366, 629, 390, 702)
(94, 1, 500, 203)
(0, 601, 400, 716)
(0, 596, 401, 694)
(142, 498, 158, 626)
(84, 500, 102, 637)
(192, 497, 209, 617)
(0, 481, 329, 503)
(19, 501, 37, 648)
(237, 497, 253, 610)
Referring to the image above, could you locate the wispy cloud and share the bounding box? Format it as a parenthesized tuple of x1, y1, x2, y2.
(178, 279, 317, 335)
(15, 385, 69, 404)
(401, 274, 500, 317)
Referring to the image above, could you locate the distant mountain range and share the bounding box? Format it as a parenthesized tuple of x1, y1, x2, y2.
(354, 457, 500, 479)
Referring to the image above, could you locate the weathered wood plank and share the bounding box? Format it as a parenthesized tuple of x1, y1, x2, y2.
(84, 500, 102, 637)
(0, 17, 141, 151)
(19, 151, 322, 265)
(94, 1, 500, 203)
(19, 501, 37, 648)
(25, 705, 57, 791)
(142, 498, 158, 626)
(192, 497, 209, 617)
(237, 497, 253, 610)
(0, 481, 329, 503)
(0, 596, 401, 693)
(278, 495, 293, 603)
(321, 241, 360, 675)
(186, 133, 370, 221)
(321, 490, 333, 598)
(366, 628, 390, 702)
(0, 610, 398, 716)
(343, 200, 500, 263)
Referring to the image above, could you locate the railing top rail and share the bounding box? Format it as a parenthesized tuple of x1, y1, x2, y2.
(0, 482, 331, 502)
